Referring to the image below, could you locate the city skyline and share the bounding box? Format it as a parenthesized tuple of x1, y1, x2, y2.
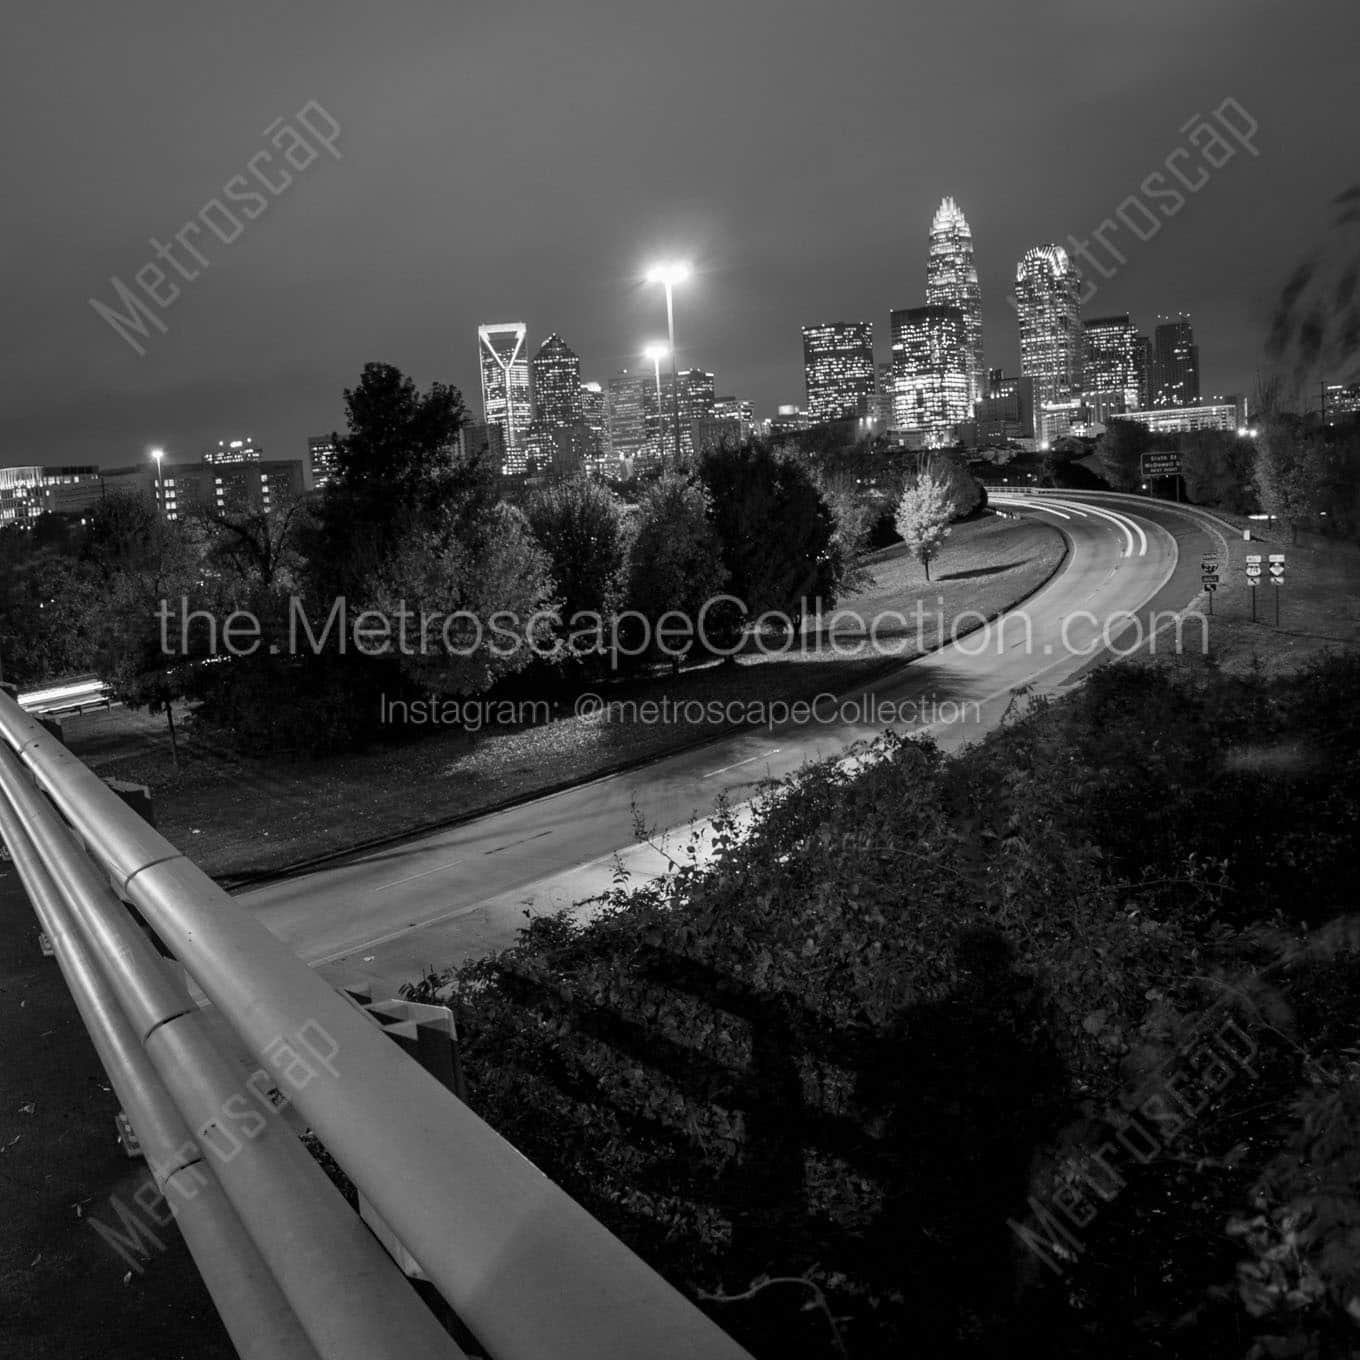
(4, 0, 1351, 470)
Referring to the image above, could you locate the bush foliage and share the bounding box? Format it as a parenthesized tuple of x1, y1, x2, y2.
(407, 655, 1360, 1357)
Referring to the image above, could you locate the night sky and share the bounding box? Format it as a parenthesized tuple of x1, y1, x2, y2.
(3, 0, 1354, 471)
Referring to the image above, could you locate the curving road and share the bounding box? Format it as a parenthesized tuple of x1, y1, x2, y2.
(233, 494, 1216, 999)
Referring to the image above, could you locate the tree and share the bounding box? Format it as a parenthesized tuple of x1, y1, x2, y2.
(698, 442, 841, 631)
(525, 478, 627, 647)
(81, 491, 162, 574)
(371, 501, 556, 695)
(916, 450, 983, 521)
(1095, 419, 1152, 492)
(1265, 186, 1360, 405)
(894, 470, 953, 580)
(194, 489, 313, 596)
(0, 550, 99, 687)
(87, 514, 207, 767)
(308, 362, 470, 600)
(625, 475, 728, 672)
(1178, 430, 1257, 513)
(1253, 419, 1317, 542)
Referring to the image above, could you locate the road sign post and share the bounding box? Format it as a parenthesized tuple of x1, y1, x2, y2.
(1200, 554, 1220, 615)
(1245, 554, 1262, 622)
(1140, 451, 1181, 501)
(1269, 554, 1285, 625)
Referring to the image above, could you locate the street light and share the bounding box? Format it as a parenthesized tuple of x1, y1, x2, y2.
(644, 261, 690, 467)
(643, 343, 668, 459)
(150, 447, 164, 515)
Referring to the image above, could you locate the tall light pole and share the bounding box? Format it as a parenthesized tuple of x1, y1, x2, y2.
(150, 447, 164, 516)
(645, 262, 690, 468)
(643, 343, 668, 461)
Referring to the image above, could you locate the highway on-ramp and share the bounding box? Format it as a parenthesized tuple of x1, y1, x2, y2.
(232, 494, 1213, 999)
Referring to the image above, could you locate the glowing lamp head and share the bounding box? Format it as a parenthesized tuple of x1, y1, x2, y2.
(150, 447, 164, 463)
(645, 261, 691, 288)
(643, 343, 669, 363)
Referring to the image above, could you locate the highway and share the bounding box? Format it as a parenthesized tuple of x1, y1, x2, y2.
(234, 494, 1214, 999)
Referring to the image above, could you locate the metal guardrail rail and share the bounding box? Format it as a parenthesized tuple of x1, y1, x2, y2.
(0, 688, 753, 1360)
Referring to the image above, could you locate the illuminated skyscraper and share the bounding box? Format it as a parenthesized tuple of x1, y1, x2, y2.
(890, 305, 970, 447)
(1015, 245, 1084, 442)
(712, 396, 755, 440)
(1151, 314, 1200, 408)
(1082, 314, 1140, 422)
(606, 368, 649, 461)
(578, 380, 608, 468)
(308, 435, 338, 489)
(1134, 332, 1153, 409)
(530, 332, 583, 426)
(477, 322, 532, 470)
(926, 197, 985, 405)
(801, 322, 875, 422)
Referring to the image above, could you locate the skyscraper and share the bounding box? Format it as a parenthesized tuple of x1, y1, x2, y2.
(1082, 314, 1140, 422)
(1134, 333, 1153, 410)
(578, 380, 608, 468)
(926, 197, 985, 406)
(1151, 314, 1200, 408)
(801, 322, 875, 422)
(875, 361, 896, 431)
(308, 435, 338, 489)
(890, 305, 970, 447)
(530, 333, 584, 426)
(606, 368, 649, 461)
(1015, 245, 1083, 442)
(477, 322, 532, 470)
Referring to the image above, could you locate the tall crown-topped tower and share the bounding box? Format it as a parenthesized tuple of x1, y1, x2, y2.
(925, 197, 985, 406)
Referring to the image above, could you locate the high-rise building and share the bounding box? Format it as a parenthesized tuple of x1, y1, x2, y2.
(203, 438, 263, 465)
(1134, 333, 1153, 410)
(1082, 314, 1140, 422)
(530, 333, 583, 427)
(971, 370, 1035, 442)
(606, 368, 649, 461)
(890, 305, 970, 447)
(308, 435, 338, 489)
(578, 381, 608, 468)
(459, 419, 506, 469)
(1151, 314, 1200, 408)
(712, 396, 755, 440)
(801, 322, 875, 422)
(875, 361, 896, 431)
(657, 368, 715, 425)
(1324, 381, 1360, 423)
(1015, 245, 1084, 443)
(478, 322, 532, 470)
(926, 197, 985, 405)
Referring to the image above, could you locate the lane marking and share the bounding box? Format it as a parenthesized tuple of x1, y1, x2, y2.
(484, 829, 553, 856)
(372, 858, 464, 892)
(704, 748, 782, 779)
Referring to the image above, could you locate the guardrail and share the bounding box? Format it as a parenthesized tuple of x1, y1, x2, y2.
(0, 686, 752, 1360)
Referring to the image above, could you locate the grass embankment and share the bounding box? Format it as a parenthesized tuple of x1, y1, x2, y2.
(64, 513, 1064, 881)
(1185, 521, 1360, 675)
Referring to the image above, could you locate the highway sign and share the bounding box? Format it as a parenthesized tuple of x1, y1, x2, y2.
(1269, 576, 1283, 585)
(1269, 564, 1284, 577)
(1248, 577, 1259, 587)
(1204, 581, 1219, 592)
(1246, 565, 1262, 576)
(1141, 451, 1181, 477)
(1269, 554, 1286, 562)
